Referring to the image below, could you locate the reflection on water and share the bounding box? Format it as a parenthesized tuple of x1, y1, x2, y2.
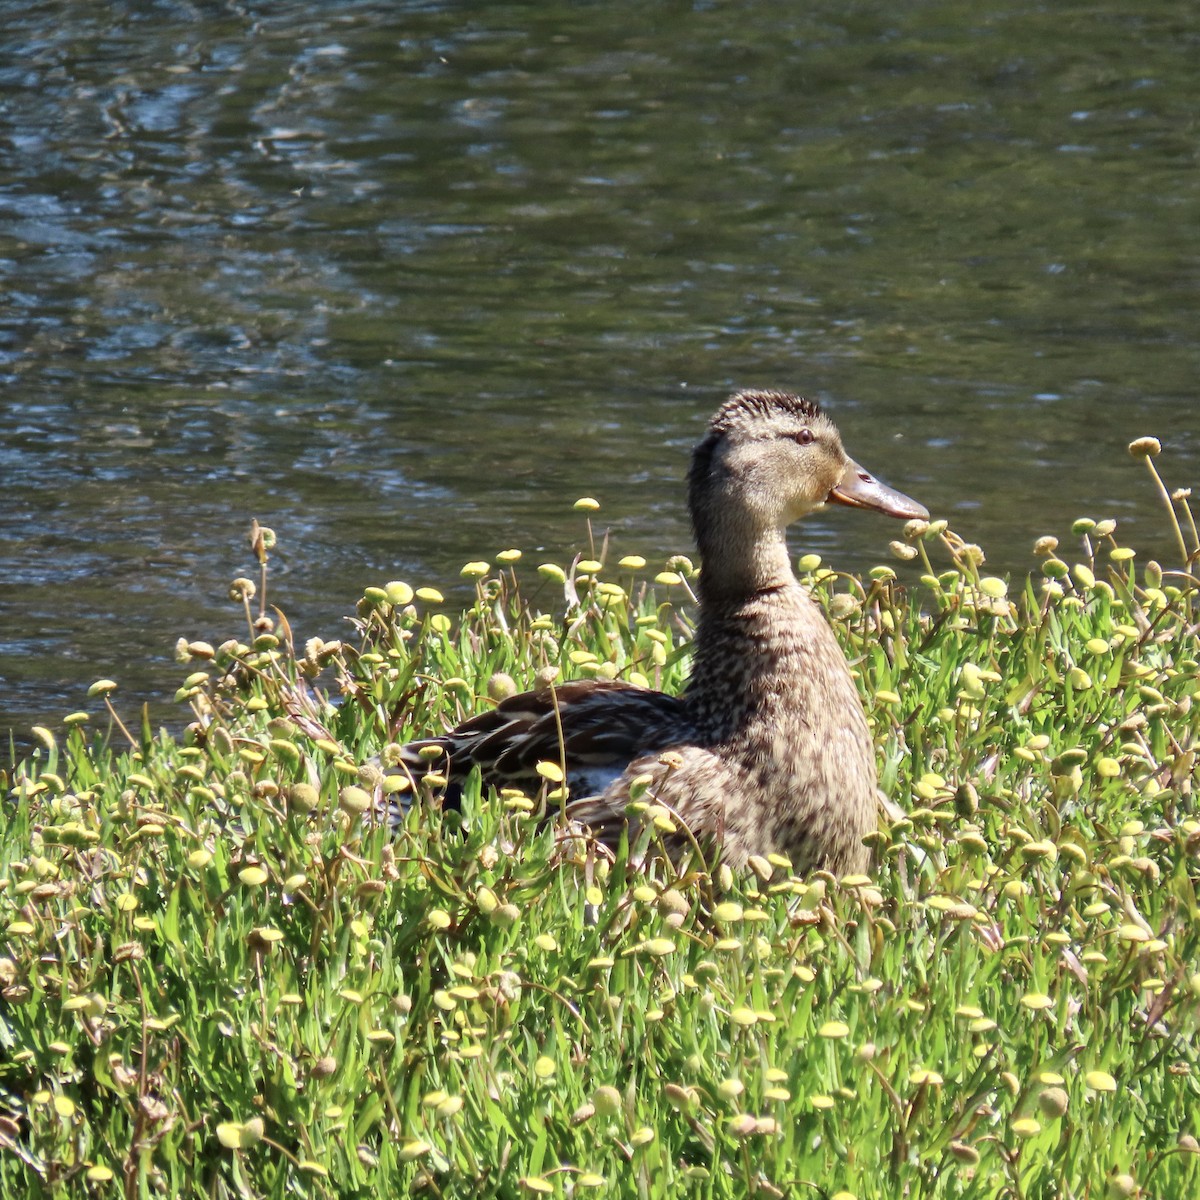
(2, 1, 1198, 744)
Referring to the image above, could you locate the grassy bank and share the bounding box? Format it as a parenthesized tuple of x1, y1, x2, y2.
(3, 462, 1200, 1199)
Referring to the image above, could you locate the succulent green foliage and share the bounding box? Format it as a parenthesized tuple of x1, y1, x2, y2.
(2, 484, 1200, 1198)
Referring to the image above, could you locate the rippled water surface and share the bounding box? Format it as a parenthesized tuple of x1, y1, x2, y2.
(3, 0, 1199, 745)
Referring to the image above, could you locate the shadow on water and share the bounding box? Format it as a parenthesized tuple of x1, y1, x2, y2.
(2, 0, 1198, 747)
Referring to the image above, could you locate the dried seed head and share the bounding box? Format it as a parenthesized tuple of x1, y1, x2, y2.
(289, 784, 320, 814)
(909, 1069, 943, 1086)
(1127, 436, 1161, 459)
(726, 1114, 758, 1138)
(338, 786, 372, 815)
(664, 1083, 697, 1112)
(385, 581, 414, 605)
(889, 541, 918, 561)
(216, 1122, 246, 1149)
(1038, 1087, 1069, 1118)
(593, 1086, 621, 1118)
(1033, 535, 1059, 556)
(746, 854, 773, 881)
(828, 593, 861, 622)
(229, 577, 256, 603)
(954, 782, 979, 817)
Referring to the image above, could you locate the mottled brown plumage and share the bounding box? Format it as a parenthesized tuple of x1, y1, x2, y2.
(377, 389, 926, 875)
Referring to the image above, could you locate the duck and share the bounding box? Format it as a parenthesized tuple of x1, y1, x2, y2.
(375, 389, 927, 876)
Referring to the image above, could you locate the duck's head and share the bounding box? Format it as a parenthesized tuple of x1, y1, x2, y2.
(689, 389, 928, 541)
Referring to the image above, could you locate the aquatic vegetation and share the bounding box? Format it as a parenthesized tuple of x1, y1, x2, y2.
(2, 454, 1200, 1198)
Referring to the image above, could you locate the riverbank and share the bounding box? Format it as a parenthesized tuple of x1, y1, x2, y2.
(3, 467, 1199, 1198)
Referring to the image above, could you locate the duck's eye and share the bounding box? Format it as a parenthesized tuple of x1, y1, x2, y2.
(793, 428, 815, 446)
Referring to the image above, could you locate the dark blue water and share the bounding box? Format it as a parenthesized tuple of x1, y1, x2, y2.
(3, 0, 1199, 746)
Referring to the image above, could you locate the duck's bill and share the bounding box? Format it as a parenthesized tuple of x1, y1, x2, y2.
(828, 459, 929, 520)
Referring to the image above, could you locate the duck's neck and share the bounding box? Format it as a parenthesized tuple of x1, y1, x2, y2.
(687, 515, 830, 742)
(693, 517, 796, 607)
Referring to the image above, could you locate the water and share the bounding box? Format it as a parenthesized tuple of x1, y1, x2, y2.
(3, 0, 1199, 748)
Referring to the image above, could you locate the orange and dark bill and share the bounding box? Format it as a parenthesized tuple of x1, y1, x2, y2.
(828, 459, 929, 521)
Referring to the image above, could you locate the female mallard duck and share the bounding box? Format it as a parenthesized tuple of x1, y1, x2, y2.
(380, 390, 927, 876)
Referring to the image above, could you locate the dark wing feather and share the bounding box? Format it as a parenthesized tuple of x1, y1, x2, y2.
(383, 677, 693, 804)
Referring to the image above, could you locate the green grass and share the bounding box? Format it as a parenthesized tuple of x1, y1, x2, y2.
(3, 465, 1200, 1199)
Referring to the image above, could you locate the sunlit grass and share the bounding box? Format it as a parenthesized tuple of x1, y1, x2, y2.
(2, 449, 1199, 1198)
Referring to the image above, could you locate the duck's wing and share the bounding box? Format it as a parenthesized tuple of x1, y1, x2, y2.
(382, 677, 693, 804)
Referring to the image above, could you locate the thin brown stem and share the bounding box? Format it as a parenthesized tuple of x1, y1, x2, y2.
(1144, 457, 1189, 565)
(103, 697, 137, 748)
